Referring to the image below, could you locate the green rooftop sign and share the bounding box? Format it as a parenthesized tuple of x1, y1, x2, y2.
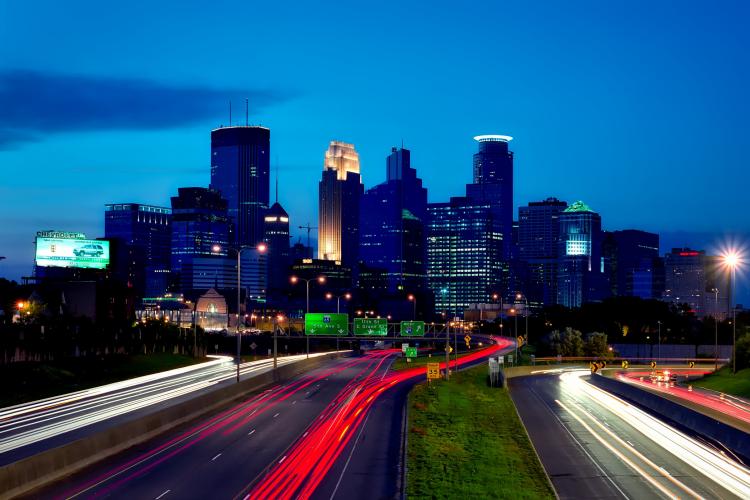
(353, 317, 388, 336)
(400, 321, 425, 337)
(304, 313, 348, 336)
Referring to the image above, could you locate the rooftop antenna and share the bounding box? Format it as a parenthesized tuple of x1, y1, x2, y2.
(275, 156, 279, 203)
(245, 98, 249, 126)
(401, 138, 404, 149)
(229, 101, 232, 126)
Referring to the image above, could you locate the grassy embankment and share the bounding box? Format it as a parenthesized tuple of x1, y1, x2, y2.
(692, 366, 750, 399)
(0, 353, 208, 407)
(406, 364, 555, 499)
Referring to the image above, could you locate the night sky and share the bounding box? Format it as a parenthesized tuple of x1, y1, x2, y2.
(1, 0, 748, 302)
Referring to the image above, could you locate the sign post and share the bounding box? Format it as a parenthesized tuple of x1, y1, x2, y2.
(427, 362, 440, 386)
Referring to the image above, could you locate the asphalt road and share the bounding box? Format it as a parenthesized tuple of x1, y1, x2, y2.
(0, 352, 335, 466)
(33, 352, 398, 499)
(510, 370, 750, 499)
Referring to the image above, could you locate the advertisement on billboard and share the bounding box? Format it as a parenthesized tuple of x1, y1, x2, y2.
(35, 237, 110, 269)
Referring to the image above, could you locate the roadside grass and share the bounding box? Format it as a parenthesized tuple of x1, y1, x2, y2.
(692, 366, 750, 399)
(392, 349, 473, 371)
(0, 353, 208, 408)
(406, 364, 555, 499)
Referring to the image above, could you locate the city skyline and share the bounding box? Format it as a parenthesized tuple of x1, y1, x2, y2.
(1, 0, 749, 303)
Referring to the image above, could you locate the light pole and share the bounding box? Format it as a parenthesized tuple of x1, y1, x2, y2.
(713, 287, 719, 372)
(291, 274, 326, 359)
(516, 292, 528, 341)
(492, 293, 505, 339)
(326, 292, 350, 351)
(214, 242, 267, 383)
(273, 315, 284, 368)
(407, 294, 417, 320)
(657, 320, 662, 362)
(722, 251, 741, 373)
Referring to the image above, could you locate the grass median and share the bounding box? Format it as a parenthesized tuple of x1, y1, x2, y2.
(692, 366, 750, 398)
(0, 353, 209, 407)
(406, 364, 554, 499)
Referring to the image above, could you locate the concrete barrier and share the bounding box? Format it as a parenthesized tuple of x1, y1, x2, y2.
(589, 374, 750, 463)
(0, 352, 346, 499)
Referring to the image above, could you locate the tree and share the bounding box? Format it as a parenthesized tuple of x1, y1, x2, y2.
(584, 332, 613, 358)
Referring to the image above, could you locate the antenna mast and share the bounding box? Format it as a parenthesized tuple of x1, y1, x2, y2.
(245, 98, 249, 126)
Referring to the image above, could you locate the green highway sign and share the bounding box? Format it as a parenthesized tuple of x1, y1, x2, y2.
(399, 321, 425, 337)
(304, 313, 348, 336)
(353, 317, 388, 336)
(405, 347, 418, 358)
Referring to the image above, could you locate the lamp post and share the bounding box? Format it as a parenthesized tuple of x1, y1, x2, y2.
(516, 292, 528, 340)
(713, 287, 719, 372)
(291, 274, 326, 358)
(722, 251, 741, 373)
(657, 320, 662, 362)
(492, 293, 505, 339)
(407, 294, 417, 320)
(273, 315, 284, 368)
(326, 292, 350, 351)
(213, 242, 267, 383)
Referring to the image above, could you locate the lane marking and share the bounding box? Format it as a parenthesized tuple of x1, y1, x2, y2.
(211, 453, 222, 461)
(155, 489, 171, 499)
(248, 429, 256, 436)
(273, 413, 280, 418)
(279, 455, 287, 464)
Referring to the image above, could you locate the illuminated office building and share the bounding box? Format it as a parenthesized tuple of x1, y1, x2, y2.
(210, 126, 270, 247)
(318, 141, 363, 266)
(263, 201, 291, 296)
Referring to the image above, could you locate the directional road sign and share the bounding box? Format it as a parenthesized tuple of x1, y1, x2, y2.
(400, 321, 425, 337)
(353, 317, 388, 336)
(405, 347, 418, 358)
(305, 313, 348, 336)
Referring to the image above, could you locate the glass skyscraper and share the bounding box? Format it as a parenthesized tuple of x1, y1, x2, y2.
(359, 147, 428, 293)
(264, 201, 291, 297)
(210, 126, 270, 247)
(104, 203, 172, 298)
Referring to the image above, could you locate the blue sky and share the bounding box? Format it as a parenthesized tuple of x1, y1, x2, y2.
(1, 0, 748, 302)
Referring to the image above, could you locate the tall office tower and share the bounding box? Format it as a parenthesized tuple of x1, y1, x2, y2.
(170, 187, 233, 293)
(608, 230, 663, 299)
(556, 201, 608, 307)
(467, 135, 514, 260)
(427, 197, 502, 318)
(663, 248, 709, 316)
(263, 201, 291, 296)
(210, 126, 270, 247)
(105, 203, 172, 297)
(518, 198, 568, 307)
(318, 141, 363, 266)
(359, 147, 428, 292)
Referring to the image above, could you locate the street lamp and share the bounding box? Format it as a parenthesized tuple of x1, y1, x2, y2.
(213, 242, 267, 382)
(657, 320, 662, 362)
(291, 274, 326, 358)
(516, 292, 528, 341)
(712, 287, 719, 372)
(273, 314, 284, 368)
(407, 294, 416, 320)
(722, 250, 743, 373)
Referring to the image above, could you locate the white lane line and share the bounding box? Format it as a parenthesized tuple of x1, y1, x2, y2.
(211, 453, 222, 461)
(248, 429, 256, 436)
(273, 412, 280, 418)
(292, 400, 296, 405)
(279, 455, 287, 464)
(155, 489, 171, 499)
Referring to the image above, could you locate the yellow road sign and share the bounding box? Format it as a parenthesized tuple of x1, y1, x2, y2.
(622, 360, 629, 369)
(445, 345, 453, 353)
(427, 363, 441, 380)
(517, 336, 524, 347)
(688, 361, 695, 368)
(650, 361, 656, 369)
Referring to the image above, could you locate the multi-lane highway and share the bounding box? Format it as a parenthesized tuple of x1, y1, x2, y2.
(511, 369, 750, 499)
(0, 352, 335, 465)
(36, 339, 512, 499)
(617, 369, 750, 427)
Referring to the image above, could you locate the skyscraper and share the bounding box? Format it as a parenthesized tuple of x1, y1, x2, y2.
(427, 197, 502, 318)
(607, 229, 663, 299)
(359, 147, 428, 292)
(170, 187, 232, 293)
(467, 134, 514, 259)
(518, 198, 568, 307)
(210, 126, 270, 247)
(105, 203, 172, 297)
(264, 201, 291, 296)
(663, 248, 707, 315)
(318, 141, 363, 266)
(556, 200, 608, 307)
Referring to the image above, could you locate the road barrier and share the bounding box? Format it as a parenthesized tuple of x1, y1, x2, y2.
(0, 352, 346, 499)
(589, 373, 750, 464)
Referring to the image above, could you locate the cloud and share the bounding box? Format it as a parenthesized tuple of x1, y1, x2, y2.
(0, 69, 292, 148)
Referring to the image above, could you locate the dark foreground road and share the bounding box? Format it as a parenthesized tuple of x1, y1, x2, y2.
(510, 370, 750, 499)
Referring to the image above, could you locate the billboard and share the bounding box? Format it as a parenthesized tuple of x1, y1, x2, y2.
(353, 317, 388, 336)
(400, 321, 425, 337)
(304, 313, 348, 336)
(35, 237, 110, 269)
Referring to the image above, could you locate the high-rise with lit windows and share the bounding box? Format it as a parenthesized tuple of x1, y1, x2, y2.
(318, 141, 363, 267)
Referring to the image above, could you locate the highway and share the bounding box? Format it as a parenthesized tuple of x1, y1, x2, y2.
(0, 352, 336, 466)
(37, 338, 512, 499)
(511, 369, 750, 499)
(617, 369, 750, 427)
